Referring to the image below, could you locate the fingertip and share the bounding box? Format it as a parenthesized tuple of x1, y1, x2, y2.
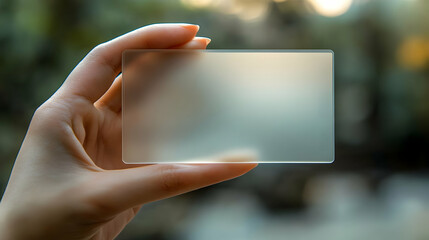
(229, 162, 259, 175)
(172, 37, 211, 49)
(195, 37, 211, 46)
(181, 24, 200, 34)
(248, 162, 259, 169)
(216, 148, 259, 163)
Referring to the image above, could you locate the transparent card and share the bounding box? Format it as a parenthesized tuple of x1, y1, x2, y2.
(122, 50, 334, 163)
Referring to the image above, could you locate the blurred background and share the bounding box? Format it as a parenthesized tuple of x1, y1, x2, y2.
(0, 0, 428, 239)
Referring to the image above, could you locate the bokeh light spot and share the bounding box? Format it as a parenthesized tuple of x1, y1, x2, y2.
(308, 0, 353, 17)
(397, 37, 429, 70)
(181, 0, 213, 9)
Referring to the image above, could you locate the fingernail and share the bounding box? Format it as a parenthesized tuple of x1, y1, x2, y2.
(198, 37, 211, 46)
(205, 38, 211, 45)
(181, 24, 200, 33)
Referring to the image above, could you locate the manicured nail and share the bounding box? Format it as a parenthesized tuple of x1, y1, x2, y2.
(197, 37, 211, 46)
(181, 24, 200, 33)
(205, 38, 211, 45)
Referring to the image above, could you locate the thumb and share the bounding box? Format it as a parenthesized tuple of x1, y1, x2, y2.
(84, 154, 257, 218)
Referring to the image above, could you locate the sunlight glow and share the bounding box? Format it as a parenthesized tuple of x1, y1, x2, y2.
(308, 0, 353, 17)
(181, 0, 212, 8)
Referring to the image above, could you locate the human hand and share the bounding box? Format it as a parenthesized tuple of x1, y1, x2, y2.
(0, 23, 257, 240)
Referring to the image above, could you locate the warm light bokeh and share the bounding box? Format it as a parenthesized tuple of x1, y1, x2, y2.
(308, 0, 353, 17)
(397, 36, 429, 70)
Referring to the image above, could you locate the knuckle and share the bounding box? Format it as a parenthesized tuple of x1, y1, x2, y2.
(33, 100, 62, 120)
(88, 43, 110, 64)
(90, 43, 107, 56)
(31, 101, 71, 133)
(159, 165, 187, 193)
(33, 102, 57, 122)
(88, 43, 120, 70)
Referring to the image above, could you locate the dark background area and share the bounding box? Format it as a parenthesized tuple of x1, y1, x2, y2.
(1, 0, 428, 239)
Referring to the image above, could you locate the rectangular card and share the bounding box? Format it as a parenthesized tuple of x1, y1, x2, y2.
(122, 50, 334, 163)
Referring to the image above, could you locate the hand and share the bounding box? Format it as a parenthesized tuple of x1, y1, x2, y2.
(0, 23, 257, 240)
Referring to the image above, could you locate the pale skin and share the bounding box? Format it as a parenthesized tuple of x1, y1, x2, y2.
(0, 23, 257, 240)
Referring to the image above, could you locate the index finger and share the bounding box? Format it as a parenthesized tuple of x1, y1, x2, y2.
(56, 23, 200, 103)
